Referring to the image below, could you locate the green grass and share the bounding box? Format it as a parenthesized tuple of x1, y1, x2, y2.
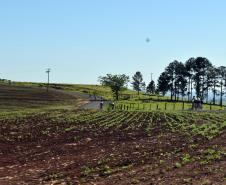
(6, 81, 161, 100)
(114, 100, 224, 111)
(4, 109, 225, 140)
(9, 81, 139, 100)
(0, 83, 82, 113)
(46, 83, 152, 100)
(2, 81, 225, 111)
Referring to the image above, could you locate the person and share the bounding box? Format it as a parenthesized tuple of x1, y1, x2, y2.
(192, 96, 196, 110)
(197, 97, 201, 110)
(100, 101, 104, 110)
(197, 97, 203, 110)
(200, 99, 203, 110)
(111, 102, 115, 110)
(93, 93, 96, 100)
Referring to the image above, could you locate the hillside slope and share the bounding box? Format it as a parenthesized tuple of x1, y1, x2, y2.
(0, 83, 82, 111)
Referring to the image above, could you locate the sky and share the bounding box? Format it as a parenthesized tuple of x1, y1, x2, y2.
(1, 0, 226, 84)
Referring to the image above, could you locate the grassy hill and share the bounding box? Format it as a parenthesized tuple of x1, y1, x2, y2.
(0, 83, 82, 112)
(12, 81, 144, 100)
(12, 81, 177, 101)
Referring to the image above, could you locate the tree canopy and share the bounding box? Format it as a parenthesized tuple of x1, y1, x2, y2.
(147, 80, 156, 94)
(131, 71, 145, 95)
(157, 57, 226, 104)
(98, 57, 226, 105)
(99, 74, 129, 100)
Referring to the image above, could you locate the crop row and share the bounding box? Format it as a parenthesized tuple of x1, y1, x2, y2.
(1, 109, 225, 142)
(69, 110, 226, 140)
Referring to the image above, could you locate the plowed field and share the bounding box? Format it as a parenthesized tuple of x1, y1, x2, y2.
(0, 110, 226, 185)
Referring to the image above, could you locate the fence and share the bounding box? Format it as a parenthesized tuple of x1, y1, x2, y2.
(114, 102, 223, 111)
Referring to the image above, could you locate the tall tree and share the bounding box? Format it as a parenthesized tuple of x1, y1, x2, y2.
(208, 67, 220, 104)
(191, 57, 212, 100)
(147, 80, 156, 94)
(157, 72, 171, 96)
(205, 68, 213, 103)
(165, 60, 179, 100)
(165, 60, 187, 101)
(185, 57, 195, 101)
(218, 66, 226, 106)
(174, 62, 187, 100)
(99, 74, 129, 100)
(131, 71, 145, 95)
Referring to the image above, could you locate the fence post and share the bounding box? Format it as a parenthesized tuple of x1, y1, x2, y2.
(182, 102, 185, 110)
(173, 103, 176, 110)
(149, 104, 152, 110)
(156, 104, 159, 110)
(143, 104, 145, 110)
(138, 103, 140, 110)
(165, 103, 167, 110)
(210, 103, 212, 110)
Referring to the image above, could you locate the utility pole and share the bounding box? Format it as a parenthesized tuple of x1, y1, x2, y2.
(46, 68, 51, 92)
(151, 73, 153, 82)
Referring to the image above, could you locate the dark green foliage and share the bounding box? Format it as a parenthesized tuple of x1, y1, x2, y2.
(157, 57, 226, 105)
(185, 57, 195, 101)
(190, 57, 212, 99)
(218, 66, 226, 106)
(99, 74, 129, 100)
(157, 72, 170, 96)
(159, 60, 187, 100)
(131, 71, 145, 95)
(146, 80, 156, 94)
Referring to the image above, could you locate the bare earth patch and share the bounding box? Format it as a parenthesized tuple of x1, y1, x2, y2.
(0, 111, 225, 185)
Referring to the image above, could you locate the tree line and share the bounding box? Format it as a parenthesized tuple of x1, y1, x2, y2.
(99, 57, 226, 106)
(99, 72, 155, 100)
(157, 57, 226, 106)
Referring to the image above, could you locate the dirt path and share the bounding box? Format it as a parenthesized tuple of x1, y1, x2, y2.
(80, 100, 111, 109)
(49, 88, 111, 110)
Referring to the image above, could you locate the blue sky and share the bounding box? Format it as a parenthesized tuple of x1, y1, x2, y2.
(1, 0, 226, 84)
